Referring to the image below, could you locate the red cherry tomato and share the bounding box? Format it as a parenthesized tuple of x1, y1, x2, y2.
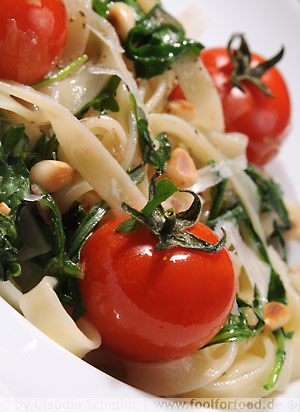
(0, 0, 68, 85)
(169, 49, 291, 166)
(200, 48, 291, 165)
(80, 218, 236, 362)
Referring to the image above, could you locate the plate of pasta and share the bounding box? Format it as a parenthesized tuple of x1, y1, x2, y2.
(0, 0, 300, 409)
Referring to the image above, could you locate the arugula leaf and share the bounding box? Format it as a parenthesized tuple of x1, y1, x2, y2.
(264, 328, 288, 390)
(243, 220, 286, 304)
(246, 166, 291, 231)
(271, 221, 288, 263)
(0, 125, 31, 280)
(92, 0, 111, 18)
(35, 190, 84, 280)
(55, 276, 86, 321)
(205, 285, 265, 346)
(209, 179, 227, 220)
(67, 200, 110, 262)
(77, 75, 121, 119)
(206, 203, 247, 230)
(206, 198, 287, 305)
(125, 5, 203, 78)
(0, 213, 22, 280)
(131, 94, 171, 172)
(25, 132, 58, 170)
(0, 123, 109, 320)
(127, 164, 146, 185)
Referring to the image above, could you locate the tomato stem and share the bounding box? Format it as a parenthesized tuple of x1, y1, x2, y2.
(227, 33, 284, 97)
(116, 174, 226, 253)
(162, 208, 176, 235)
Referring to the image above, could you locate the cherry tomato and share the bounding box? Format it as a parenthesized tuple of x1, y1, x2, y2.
(0, 0, 68, 85)
(80, 218, 236, 362)
(200, 48, 291, 165)
(169, 48, 291, 166)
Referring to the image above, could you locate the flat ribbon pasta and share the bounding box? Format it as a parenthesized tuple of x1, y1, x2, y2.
(19, 276, 101, 358)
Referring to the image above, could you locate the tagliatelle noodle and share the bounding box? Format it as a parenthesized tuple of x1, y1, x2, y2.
(0, 81, 147, 216)
(172, 52, 224, 132)
(187, 335, 290, 398)
(19, 276, 101, 358)
(215, 222, 270, 301)
(53, 173, 93, 214)
(199, 128, 248, 159)
(0, 281, 22, 312)
(123, 342, 238, 396)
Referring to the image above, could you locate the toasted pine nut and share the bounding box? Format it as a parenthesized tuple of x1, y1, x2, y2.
(263, 301, 291, 331)
(108, 2, 136, 43)
(166, 147, 198, 189)
(165, 99, 196, 122)
(29, 160, 74, 193)
(0, 202, 11, 216)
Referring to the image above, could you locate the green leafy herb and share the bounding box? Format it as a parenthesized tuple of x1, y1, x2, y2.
(127, 164, 146, 185)
(34, 190, 83, 279)
(271, 221, 288, 263)
(205, 285, 265, 346)
(125, 5, 203, 78)
(92, 0, 111, 18)
(246, 165, 291, 231)
(25, 132, 58, 170)
(131, 94, 171, 172)
(116, 173, 226, 252)
(0, 123, 109, 320)
(0, 111, 11, 124)
(33, 192, 109, 320)
(206, 197, 287, 305)
(0, 125, 30, 210)
(32, 55, 88, 89)
(77, 75, 121, 119)
(243, 220, 286, 304)
(264, 328, 288, 390)
(57, 278, 86, 320)
(209, 179, 227, 220)
(0, 213, 22, 280)
(206, 203, 247, 230)
(67, 200, 110, 262)
(0, 125, 30, 280)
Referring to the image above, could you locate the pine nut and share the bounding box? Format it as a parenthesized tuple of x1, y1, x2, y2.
(165, 99, 196, 122)
(0, 202, 11, 216)
(29, 160, 74, 193)
(166, 147, 198, 189)
(263, 301, 291, 331)
(108, 2, 136, 43)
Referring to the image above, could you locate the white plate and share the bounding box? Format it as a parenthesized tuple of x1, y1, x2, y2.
(1, 1, 300, 411)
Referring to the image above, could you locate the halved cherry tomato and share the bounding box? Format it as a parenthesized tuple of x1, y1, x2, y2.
(80, 217, 236, 362)
(0, 0, 68, 85)
(170, 48, 291, 166)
